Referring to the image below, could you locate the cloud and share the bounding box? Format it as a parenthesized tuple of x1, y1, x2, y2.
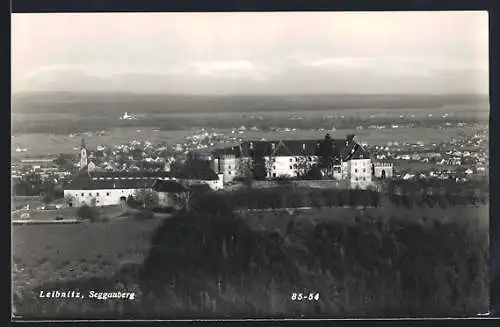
(15, 65, 111, 91)
(187, 60, 275, 81)
(299, 57, 377, 69)
(13, 54, 488, 94)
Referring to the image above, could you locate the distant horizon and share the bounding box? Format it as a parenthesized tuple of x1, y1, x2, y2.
(11, 90, 491, 97)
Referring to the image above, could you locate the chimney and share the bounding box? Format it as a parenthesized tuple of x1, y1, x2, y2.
(250, 141, 254, 149)
(271, 143, 276, 150)
(302, 143, 306, 150)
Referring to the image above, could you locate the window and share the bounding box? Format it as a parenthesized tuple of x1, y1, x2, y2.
(308, 157, 312, 161)
(289, 158, 293, 162)
(96, 192, 100, 196)
(228, 165, 231, 169)
(273, 173, 276, 178)
(293, 164, 297, 169)
(89, 193, 92, 196)
(363, 169, 366, 173)
(356, 177, 359, 181)
(228, 171, 232, 175)
(272, 158, 276, 163)
(289, 166, 293, 169)
(106, 192, 110, 196)
(273, 166, 276, 170)
(363, 177, 366, 181)
(81, 193, 84, 196)
(355, 169, 358, 173)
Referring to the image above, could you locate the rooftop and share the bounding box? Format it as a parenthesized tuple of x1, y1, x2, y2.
(65, 169, 218, 190)
(212, 136, 369, 161)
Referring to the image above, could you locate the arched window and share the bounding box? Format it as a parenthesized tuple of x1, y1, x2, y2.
(381, 170, 386, 179)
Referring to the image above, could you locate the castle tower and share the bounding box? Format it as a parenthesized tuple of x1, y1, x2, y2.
(80, 138, 88, 170)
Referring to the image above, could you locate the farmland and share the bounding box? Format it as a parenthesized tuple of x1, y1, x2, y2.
(11, 125, 484, 158)
(11, 92, 488, 157)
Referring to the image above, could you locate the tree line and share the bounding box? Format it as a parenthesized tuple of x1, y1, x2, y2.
(215, 187, 381, 209)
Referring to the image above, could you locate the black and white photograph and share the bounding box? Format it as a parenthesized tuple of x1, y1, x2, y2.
(11, 11, 489, 319)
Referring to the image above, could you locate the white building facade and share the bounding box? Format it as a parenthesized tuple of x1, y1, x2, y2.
(211, 135, 384, 189)
(64, 171, 223, 207)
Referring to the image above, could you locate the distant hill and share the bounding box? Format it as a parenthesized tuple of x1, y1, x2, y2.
(11, 92, 489, 115)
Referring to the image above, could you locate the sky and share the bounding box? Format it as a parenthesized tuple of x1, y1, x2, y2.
(11, 11, 489, 95)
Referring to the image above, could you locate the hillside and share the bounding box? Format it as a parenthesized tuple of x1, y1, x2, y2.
(12, 92, 489, 115)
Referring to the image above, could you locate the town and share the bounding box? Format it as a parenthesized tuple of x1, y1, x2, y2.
(11, 120, 488, 210)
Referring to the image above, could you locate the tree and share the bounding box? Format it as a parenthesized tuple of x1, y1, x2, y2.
(236, 158, 254, 186)
(64, 194, 75, 207)
(251, 146, 267, 181)
(370, 191, 380, 207)
(179, 154, 216, 180)
(237, 158, 253, 178)
(134, 189, 159, 209)
(43, 193, 54, 205)
(317, 134, 335, 177)
(76, 204, 99, 221)
(53, 154, 75, 171)
(295, 156, 311, 178)
(179, 190, 195, 212)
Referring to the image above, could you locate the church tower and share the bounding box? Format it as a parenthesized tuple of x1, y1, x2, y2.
(80, 138, 88, 170)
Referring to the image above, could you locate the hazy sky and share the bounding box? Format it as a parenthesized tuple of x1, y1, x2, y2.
(11, 11, 489, 94)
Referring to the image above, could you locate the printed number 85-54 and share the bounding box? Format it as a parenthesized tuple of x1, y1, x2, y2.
(291, 293, 320, 301)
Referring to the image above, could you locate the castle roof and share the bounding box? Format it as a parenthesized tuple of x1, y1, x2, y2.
(65, 169, 218, 190)
(212, 136, 369, 162)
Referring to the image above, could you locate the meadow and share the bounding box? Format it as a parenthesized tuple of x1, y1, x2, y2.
(12, 190, 489, 319)
(12, 218, 163, 293)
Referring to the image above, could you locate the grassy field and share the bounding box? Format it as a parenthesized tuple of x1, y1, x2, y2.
(12, 196, 44, 210)
(241, 204, 489, 234)
(12, 218, 163, 292)
(11, 204, 127, 221)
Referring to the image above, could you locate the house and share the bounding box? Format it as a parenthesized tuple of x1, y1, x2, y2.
(212, 134, 378, 189)
(63, 171, 175, 207)
(372, 162, 393, 179)
(152, 179, 187, 209)
(63, 167, 225, 207)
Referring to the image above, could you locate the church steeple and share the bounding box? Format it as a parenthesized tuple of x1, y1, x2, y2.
(80, 138, 88, 170)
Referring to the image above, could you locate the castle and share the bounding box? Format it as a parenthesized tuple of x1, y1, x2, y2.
(211, 134, 393, 189)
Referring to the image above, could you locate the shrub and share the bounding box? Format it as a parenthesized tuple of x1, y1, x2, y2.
(370, 191, 380, 207)
(152, 206, 177, 214)
(76, 205, 99, 222)
(134, 210, 154, 220)
(275, 175, 292, 185)
(42, 194, 54, 205)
